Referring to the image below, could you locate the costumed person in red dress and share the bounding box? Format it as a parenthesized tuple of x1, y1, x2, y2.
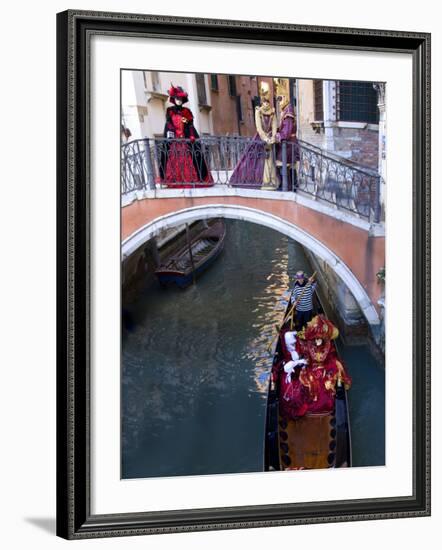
(298, 315, 352, 414)
(159, 85, 214, 188)
(276, 315, 351, 420)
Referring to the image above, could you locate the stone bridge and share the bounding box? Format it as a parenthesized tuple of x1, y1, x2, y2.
(122, 189, 385, 326)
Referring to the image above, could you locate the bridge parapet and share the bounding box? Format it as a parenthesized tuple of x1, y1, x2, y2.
(121, 136, 383, 224)
(121, 197, 385, 327)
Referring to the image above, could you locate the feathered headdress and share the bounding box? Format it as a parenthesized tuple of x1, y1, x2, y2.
(168, 83, 189, 105)
(273, 78, 290, 99)
(259, 81, 270, 102)
(300, 315, 339, 342)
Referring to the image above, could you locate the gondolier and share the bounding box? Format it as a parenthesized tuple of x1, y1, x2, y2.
(290, 270, 317, 329)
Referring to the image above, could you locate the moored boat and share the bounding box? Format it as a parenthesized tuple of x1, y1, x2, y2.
(265, 294, 352, 471)
(155, 219, 226, 289)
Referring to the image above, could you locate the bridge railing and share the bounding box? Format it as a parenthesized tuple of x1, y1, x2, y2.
(296, 140, 382, 223)
(121, 136, 382, 223)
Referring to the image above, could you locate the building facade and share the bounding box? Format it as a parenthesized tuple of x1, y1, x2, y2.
(297, 79, 384, 171)
(121, 70, 214, 140)
(122, 71, 281, 140)
(121, 71, 386, 205)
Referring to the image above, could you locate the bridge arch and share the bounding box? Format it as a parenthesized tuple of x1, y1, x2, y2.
(122, 204, 380, 326)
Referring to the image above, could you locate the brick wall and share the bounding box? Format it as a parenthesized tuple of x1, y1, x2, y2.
(210, 74, 275, 137)
(299, 123, 379, 170)
(332, 127, 379, 169)
(210, 75, 259, 136)
(298, 124, 325, 149)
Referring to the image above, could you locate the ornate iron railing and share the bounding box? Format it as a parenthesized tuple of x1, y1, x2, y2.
(121, 136, 382, 222)
(121, 139, 155, 194)
(296, 140, 381, 223)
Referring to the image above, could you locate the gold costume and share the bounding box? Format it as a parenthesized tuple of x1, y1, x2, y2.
(255, 82, 279, 190)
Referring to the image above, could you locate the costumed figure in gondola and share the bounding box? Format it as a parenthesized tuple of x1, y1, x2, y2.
(159, 85, 214, 188)
(276, 330, 309, 418)
(229, 81, 279, 190)
(275, 315, 351, 420)
(273, 78, 300, 191)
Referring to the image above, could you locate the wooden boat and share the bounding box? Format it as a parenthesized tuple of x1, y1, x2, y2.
(155, 219, 226, 289)
(264, 295, 352, 471)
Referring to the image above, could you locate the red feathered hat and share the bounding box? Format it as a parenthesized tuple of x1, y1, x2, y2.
(168, 84, 189, 105)
(302, 314, 339, 341)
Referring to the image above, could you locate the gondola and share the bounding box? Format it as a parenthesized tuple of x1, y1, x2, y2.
(264, 293, 352, 471)
(155, 219, 226, 289)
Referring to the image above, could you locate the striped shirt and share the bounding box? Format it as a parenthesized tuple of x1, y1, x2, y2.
(290, 281, 317, 312)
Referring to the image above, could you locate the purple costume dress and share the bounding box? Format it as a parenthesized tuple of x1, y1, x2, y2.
(275, 103, 300, 190)
(229, 105, 279, 189)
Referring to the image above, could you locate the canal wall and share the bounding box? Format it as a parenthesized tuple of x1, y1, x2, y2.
(304, 247, 385, 356)
(122, 220, 210, 305)
(122, 238, 159, 305)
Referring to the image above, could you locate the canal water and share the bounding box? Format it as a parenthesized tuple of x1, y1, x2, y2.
(122, 219, 385, 479)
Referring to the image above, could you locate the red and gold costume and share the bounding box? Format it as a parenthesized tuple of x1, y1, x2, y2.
(159, 85, 213, 188)
(274, 315, 351, 419)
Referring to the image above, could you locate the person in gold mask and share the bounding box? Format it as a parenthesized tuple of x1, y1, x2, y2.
(274, 78, 300, 191)
(230, 81, 279, 190)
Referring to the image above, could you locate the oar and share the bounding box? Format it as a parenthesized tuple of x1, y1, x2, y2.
(266, 271, 317, 353)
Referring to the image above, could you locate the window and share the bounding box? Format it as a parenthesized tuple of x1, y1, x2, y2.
(313, 80, 324, 121)
(227, 75, 237, 97)
(236, 95, 243, 123)
(337, 81, 379, 124)
(195, 74, 207, 105)
(210, 74, 219, 92)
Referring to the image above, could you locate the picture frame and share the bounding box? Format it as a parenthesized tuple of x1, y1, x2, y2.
(56, 9, 431, 539)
